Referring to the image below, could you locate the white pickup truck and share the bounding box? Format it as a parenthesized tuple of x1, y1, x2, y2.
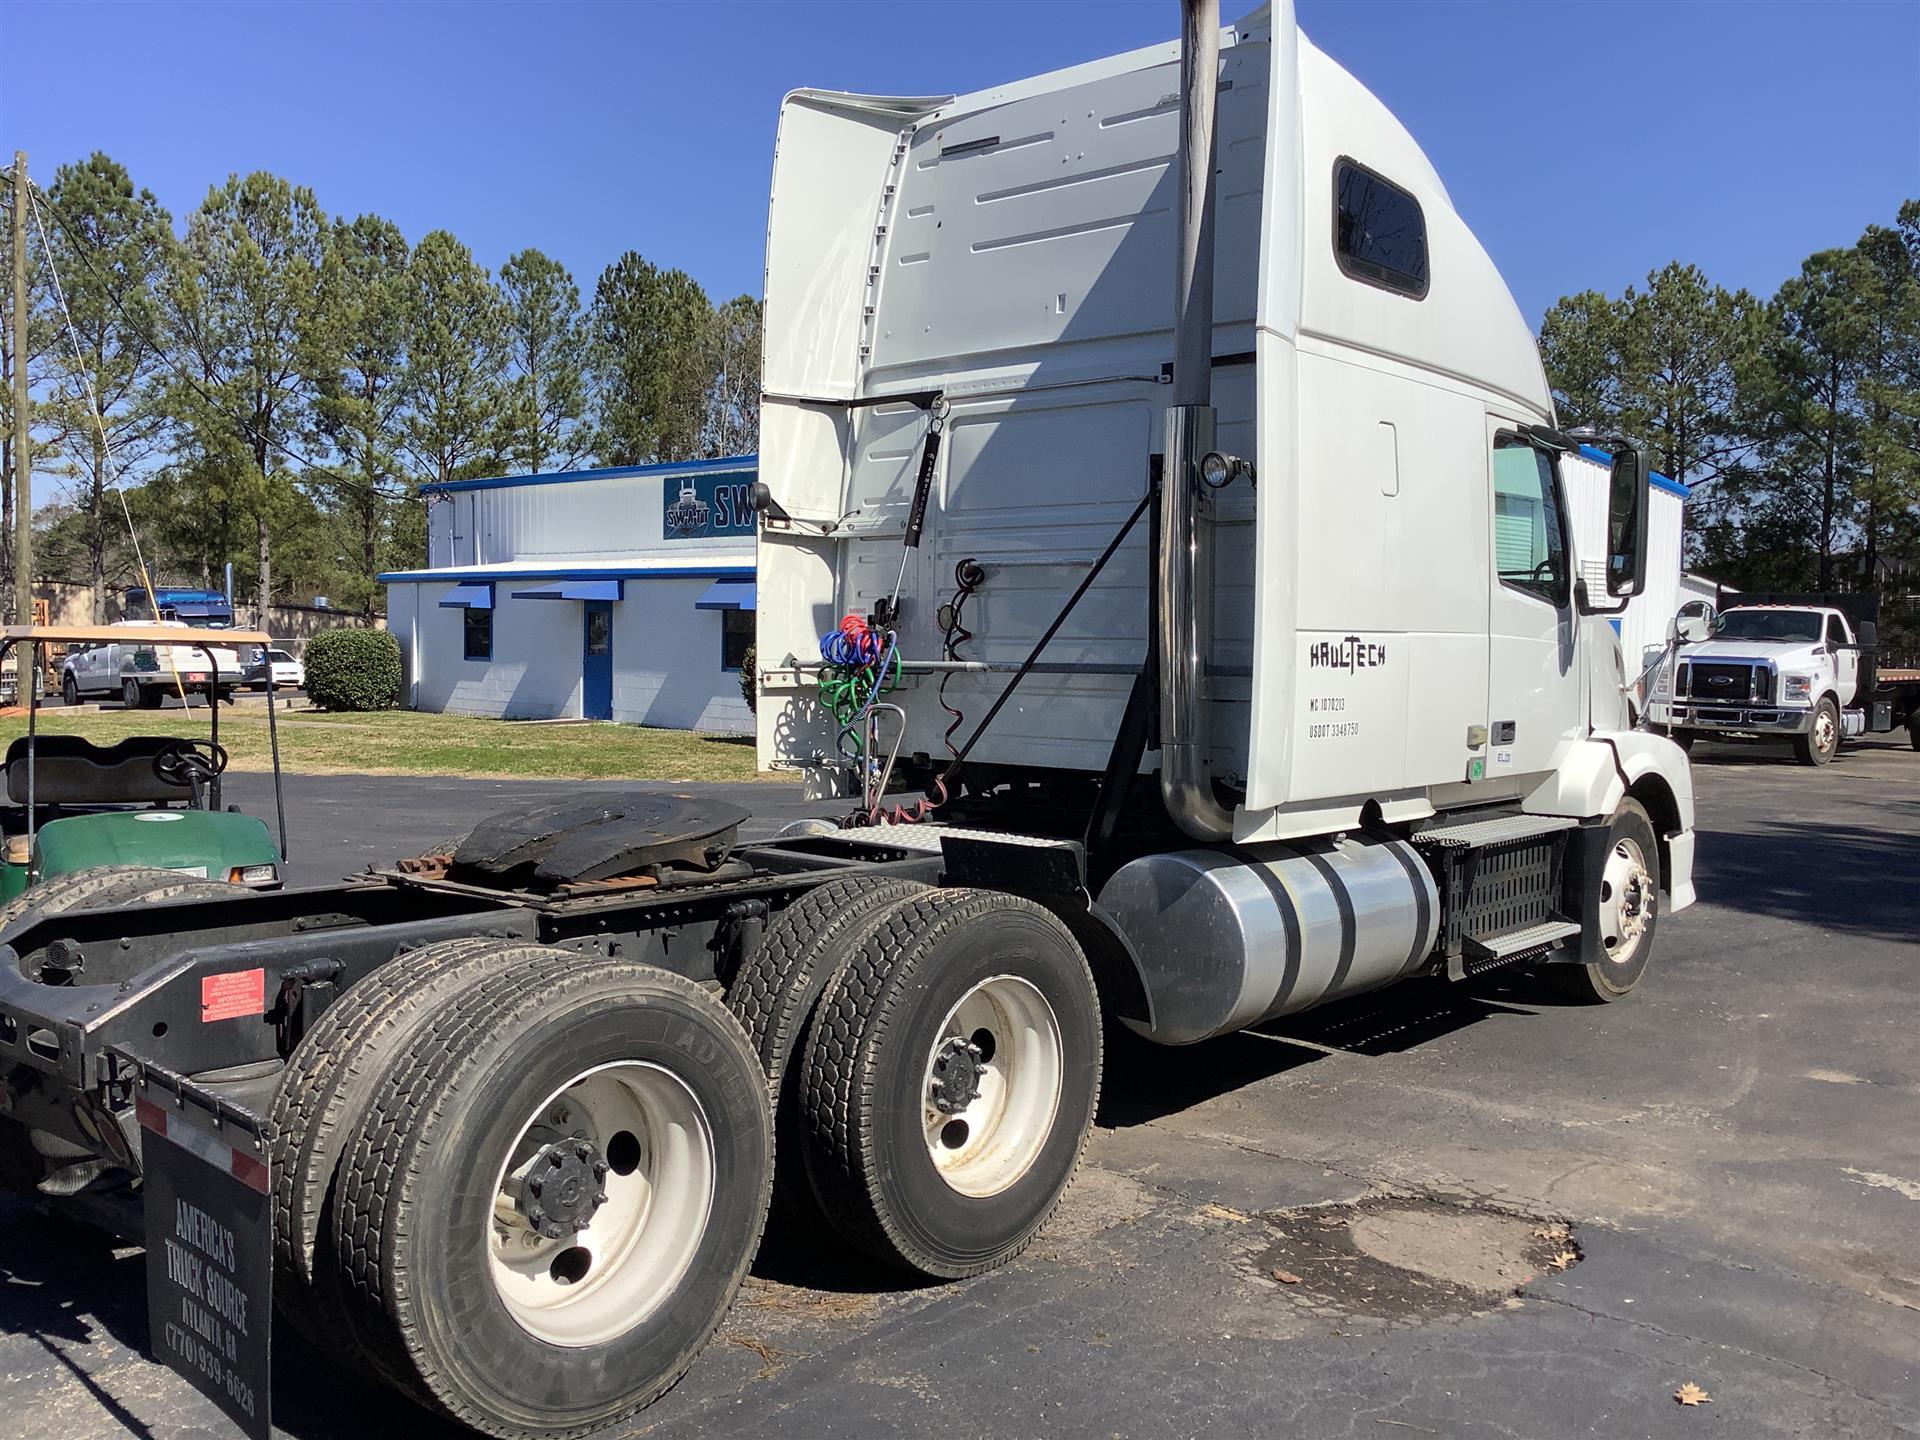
(1646, 600, 1905, 765)
(58, 621, 245, 708)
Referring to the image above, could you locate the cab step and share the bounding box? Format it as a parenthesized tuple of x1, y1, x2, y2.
(1412, 812, 1590, 981)
(1411, 812, 1580, 850)
(1456, 918, 1583, 978)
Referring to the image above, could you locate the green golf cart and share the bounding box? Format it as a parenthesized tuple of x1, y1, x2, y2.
(0, 624, 288, 906)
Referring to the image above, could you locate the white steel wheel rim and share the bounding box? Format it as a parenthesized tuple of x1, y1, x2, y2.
(921, 975, 1063, 1199)
(486, 1061, 715, 1348)
(1598, 836, 1655, 966)
(1814, 707, 1837, 755)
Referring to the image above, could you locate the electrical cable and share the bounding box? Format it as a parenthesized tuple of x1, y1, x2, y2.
(26, 188, 190, 702)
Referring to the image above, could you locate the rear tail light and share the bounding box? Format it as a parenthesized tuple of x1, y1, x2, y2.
(230, 864, 279, 885)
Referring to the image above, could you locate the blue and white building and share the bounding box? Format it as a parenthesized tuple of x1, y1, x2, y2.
(381, 457, 758, 732)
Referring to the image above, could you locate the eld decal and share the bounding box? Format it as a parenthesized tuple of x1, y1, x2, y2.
(1307, 636, 1388, 673)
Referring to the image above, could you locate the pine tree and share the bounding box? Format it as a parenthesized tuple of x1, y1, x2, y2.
(499, 248, 588, 474)
(590, 253, 714, 464)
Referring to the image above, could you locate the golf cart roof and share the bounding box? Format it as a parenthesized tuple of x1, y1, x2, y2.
(1, 624, 273, 647)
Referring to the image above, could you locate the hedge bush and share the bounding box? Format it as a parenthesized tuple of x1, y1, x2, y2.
(739, 644, 756, 714)
(304, 627, 403, 711)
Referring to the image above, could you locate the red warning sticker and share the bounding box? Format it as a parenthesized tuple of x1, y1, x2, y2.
(200, 968, 266, 1023)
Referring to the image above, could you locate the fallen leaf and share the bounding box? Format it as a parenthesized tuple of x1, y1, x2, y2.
(1271, 1268, 1304, 1284)
(1549, 1249, 1579, 1270)
(1674, 1382, 1712, 1407)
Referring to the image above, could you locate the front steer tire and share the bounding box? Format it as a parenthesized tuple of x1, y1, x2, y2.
(800, 888, 1102, 1281)
(329, 956, 773, 1438)
(1543, 799, 1660, 1004)
(1792, 697, 1840, 766)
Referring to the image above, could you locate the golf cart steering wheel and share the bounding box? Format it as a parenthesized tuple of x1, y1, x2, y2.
(153, 739, 230, 790)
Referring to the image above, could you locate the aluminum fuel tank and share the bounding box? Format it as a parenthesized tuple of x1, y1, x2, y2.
(1095, 837, 1440, 1044)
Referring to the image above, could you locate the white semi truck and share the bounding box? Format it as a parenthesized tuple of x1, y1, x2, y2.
(0, 5, 1695, 1439)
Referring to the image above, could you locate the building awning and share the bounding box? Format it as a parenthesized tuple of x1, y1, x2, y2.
(438, 582, 494, 609)
(511, 580, 625, 602)
(694, 580, 756, 612)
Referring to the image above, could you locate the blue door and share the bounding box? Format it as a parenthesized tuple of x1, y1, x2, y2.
(583, 602, 613, 720)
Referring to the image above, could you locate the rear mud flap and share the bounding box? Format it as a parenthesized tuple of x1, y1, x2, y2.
(133, 1070, 272, 1440)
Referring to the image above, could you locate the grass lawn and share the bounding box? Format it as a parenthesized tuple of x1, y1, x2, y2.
(0, 704, 765, 783)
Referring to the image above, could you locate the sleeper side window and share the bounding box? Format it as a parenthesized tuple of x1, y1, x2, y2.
(1492, 440, 1568, 606)
(1335, 158, 1429, 299)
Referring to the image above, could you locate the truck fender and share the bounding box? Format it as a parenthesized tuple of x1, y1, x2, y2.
(1527, 734, 1695, 912)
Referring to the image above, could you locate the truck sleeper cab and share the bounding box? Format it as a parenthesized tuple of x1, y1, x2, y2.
(758, 0, 1696, 1038)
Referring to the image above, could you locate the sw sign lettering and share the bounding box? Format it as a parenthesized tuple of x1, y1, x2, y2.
(663, 474, 758, 541)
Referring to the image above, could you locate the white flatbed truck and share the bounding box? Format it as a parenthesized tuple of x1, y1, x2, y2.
(0, 4, 1695, 1437)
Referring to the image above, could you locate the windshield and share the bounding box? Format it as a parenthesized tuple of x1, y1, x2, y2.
(1712, 609, 1822, 642)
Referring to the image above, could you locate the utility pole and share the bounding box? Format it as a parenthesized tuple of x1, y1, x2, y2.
(9, 150, 30, 626)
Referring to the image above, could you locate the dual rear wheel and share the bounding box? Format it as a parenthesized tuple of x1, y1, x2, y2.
(272, 944, 772, 1438)
(730, 880, 1102, 1279)
(270, 883, 1102, 1436)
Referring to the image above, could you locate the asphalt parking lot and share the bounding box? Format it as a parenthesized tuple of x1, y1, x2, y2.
(2, 737, 1916, 1439)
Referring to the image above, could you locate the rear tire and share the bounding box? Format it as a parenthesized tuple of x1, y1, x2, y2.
(269, 939, 577, 1366)
(1543, 799, 1659, 1004)
(727, 875, 929, 1232)
(330, 957, 772, 1437)
(122, 677, 141, 710)
(0, 864, 241, 941)
(800, 888, 1101, 1280)
(1792, 698, 1839, 766)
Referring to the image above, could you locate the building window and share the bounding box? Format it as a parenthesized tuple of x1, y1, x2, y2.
(720, 609, 753, 671)
(463, 606, 493, 660)
(1334, 158, 1428, 299)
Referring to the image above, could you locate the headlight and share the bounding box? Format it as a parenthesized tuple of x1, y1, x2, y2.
(230, 863, 279, 885)
(1783, 674, 1813, 703)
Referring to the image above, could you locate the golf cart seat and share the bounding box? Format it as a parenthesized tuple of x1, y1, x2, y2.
(5, 735, 186, 806)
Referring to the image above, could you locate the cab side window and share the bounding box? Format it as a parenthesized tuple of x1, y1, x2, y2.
(1492, 441, 1568, 605)
(1824, 615, 1848, 648)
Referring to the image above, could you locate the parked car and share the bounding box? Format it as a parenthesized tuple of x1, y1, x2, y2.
(58, 619, 245, 708)
(242, 646, 304, 691)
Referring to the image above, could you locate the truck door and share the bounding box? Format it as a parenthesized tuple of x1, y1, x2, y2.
(1485, 425, 1583, 783)
(1824, 611, 1856, 706)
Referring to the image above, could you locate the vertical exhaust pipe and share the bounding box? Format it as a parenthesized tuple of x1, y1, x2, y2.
(1160, 0, 1235, 841)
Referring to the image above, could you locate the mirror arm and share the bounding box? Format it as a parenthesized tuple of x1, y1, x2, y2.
(1575, 576, 1629, 617)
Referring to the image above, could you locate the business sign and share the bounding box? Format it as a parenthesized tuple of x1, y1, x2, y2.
(663, 472, 757, 541)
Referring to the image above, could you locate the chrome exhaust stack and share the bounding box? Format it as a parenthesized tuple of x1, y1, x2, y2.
(1160, 0, 1236, 842)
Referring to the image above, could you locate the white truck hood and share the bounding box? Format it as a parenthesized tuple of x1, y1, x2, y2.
(1678, 639, 1822, 668)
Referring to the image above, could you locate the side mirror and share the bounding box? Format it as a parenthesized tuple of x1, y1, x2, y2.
(1606, 447, 1651, 598)
(1676, 615, 1710, 643)
(1858, 621, 1878, 650)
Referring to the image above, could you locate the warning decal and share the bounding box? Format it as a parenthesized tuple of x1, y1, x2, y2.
(200, 969, 266, 1023)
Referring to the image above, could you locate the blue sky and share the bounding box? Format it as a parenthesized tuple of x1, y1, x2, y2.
(3, 0, 1916, 327)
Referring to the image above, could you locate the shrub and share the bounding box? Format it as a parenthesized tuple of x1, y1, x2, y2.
(304, 627, 403, 712)
(739, 644, 756, 714)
